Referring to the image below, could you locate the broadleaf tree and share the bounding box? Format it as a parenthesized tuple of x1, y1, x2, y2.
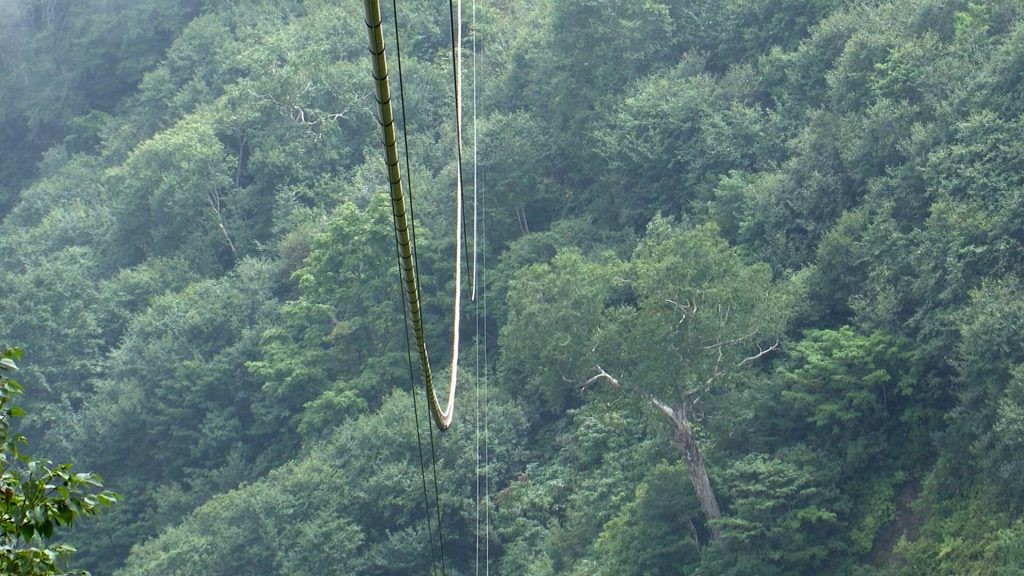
(0, 346, 118, 575)
(503, 219, 793, 543)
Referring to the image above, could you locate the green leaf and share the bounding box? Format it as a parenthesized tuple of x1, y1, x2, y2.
(39, 519, 53, 539)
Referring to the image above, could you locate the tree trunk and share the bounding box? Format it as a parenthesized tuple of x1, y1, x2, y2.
(583, 368, 724, 543)
(673, 403, 722, 542)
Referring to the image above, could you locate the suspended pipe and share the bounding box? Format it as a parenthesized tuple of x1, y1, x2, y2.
(364, 0, 463, 430)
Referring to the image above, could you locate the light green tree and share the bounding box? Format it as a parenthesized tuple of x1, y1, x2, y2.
(0, 347, 118, 575)
(503, 219, 792, 542)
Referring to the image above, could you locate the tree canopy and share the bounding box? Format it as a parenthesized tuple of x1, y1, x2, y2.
(2, 0, 1024, 573)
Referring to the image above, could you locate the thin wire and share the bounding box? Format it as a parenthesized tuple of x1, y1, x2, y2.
(472, 0, 480, 570)
(389, 0, 425, 323)
(388, 1, 442, 572)
(397, 243, 440, 576)
(475, 301, 481, 576)
(471, 0, 485, 572)
(470, 5, 490, 570)
(482, 137, 491, 576)
(475, 218, 482, 574)
(427, 408, 448, 575)
(466, 0, 489, 565)
(470, 6, 490, 567)
(449, 0, 473, 294)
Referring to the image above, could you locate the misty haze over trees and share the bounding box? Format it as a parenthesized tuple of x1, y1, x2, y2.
(3, 0, 1024, 574)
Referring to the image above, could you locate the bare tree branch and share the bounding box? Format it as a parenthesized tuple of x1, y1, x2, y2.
(207, 191, 236, 257)
(701, 328, 759, 351)
(737, 338, 774, 364)
(585, 365, 676, 422)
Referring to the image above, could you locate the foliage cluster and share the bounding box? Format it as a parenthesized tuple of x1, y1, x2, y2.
(0, 347, 116, 575)
(3, 0, 1024, 573)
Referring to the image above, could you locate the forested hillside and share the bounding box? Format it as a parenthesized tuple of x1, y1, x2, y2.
(3, 0, 1024, 573)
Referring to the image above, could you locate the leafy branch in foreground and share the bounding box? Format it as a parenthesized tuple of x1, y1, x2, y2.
(0, 347, 118, 575)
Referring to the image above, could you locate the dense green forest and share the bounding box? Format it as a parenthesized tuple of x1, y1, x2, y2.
(3, 0, 1024, 573)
